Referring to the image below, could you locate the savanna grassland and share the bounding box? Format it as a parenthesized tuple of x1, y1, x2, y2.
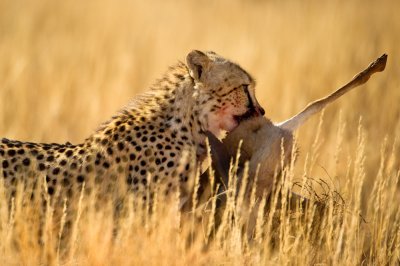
(0, 0, 399, 265)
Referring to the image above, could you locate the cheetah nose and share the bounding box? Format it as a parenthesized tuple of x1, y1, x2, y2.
(256, 106, 265, 116)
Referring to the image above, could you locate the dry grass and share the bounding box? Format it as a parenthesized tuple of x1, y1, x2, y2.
(0, 0, 399, 264)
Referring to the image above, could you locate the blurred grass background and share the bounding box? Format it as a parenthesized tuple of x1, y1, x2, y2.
(0, 0, 399, 204)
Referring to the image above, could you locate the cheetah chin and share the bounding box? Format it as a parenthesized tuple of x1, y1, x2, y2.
(233, 107, 264, 124)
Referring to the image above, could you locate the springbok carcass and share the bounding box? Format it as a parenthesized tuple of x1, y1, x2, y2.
(202, 54, 387, 210)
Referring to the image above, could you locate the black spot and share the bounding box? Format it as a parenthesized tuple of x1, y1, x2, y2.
(133, 177, 139, 184)
(170, 152, 176, 157)
(140, 160, 146, 167)
(48, 187, 54, 195)
(126, 176, 133, 184)
(175, 73, 185, 80)
(101, 139, 108, 145)
(77, 175, 85, 183)
(135, 146, 142, 152)
(26, 143, 35, 149)
(141, 136, 148, 142)
(107, 147, 113, 155)
(156, 144, 163, 149)
(86, 165, 93, 173)
(103, 162, 110, 169)
(38, 163, 46, 171)
(65, 150, 73, 157)
(62, 178, 70, 186)
(140, 169, 146, 176)
(136, 132, 142, 138)
(7, 150, 16, 156)
(119, 125, 126, 132)
(126, 135, 132, 142)
(46, 156, 54, 162)
(2, 160, 9, 168)
(141, 178, 147, 185)
(117, 142, 124, 151)
(60, 160, 67, 166)
(37, 154, 44, 160)
(22, 158, 30, 166)
(149, 136, 156, 142)
(85, 155, 92, 162)
(17, 149, 25, 155)
(53, 168, 60, 175)
(129, 153, 136, 160)
(167, 161, 174, 168)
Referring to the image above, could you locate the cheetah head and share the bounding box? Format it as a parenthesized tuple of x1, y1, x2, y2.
(187, 50, 265, 137)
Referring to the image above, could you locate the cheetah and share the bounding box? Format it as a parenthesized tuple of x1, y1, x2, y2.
(0, 50, 265, 207)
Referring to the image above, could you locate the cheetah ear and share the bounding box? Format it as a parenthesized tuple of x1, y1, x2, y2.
(186, 50, 210, 81)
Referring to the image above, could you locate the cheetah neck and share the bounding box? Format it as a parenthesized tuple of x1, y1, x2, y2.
(90, 62, 210, 160)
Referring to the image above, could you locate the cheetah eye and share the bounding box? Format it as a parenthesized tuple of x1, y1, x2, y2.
(216, 84, 249, 97)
